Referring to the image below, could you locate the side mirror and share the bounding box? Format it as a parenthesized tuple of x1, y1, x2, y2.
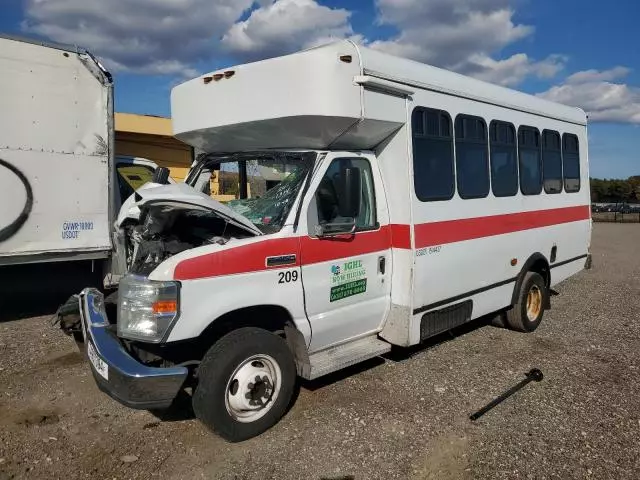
(337, 166, 361, 219)
(315, 221, 356, 238)
(152, 167, 170, 185)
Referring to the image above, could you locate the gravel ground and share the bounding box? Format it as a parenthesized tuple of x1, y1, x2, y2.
(1, 223, 639, 480)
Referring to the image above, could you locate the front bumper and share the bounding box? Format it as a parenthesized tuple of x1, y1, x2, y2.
(78, 288, 188, 410)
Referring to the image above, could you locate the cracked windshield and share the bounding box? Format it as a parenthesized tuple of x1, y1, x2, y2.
(207, 156, 313, 233)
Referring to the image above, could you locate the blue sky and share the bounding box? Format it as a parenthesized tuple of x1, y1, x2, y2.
(2, 0, 639, 179)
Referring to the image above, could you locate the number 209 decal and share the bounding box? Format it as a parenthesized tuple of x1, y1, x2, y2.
(278, 270, 299, 284)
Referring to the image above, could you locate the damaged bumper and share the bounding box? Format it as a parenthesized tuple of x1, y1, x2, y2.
(78, 288, 188, 410)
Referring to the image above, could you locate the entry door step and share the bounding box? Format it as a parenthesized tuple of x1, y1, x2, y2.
(306, 335, 391, 380)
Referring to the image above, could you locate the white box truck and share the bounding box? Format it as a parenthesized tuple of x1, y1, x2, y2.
(60, 40, 592, 442)
(0, 34, 159, 297)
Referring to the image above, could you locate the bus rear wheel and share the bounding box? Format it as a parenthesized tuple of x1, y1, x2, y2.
(505, 271, 547, 332)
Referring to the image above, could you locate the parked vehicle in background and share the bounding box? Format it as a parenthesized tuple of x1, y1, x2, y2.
(60, 40, 593, 442)
(0, 35, 159, 293)
(591, 201, 640, 223)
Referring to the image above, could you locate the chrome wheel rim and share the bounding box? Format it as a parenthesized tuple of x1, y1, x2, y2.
(526, 285, 542, 321)
(224, 354, 282, 423)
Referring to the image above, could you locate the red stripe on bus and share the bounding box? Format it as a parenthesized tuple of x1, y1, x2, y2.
(174, 237, 301, 280)
(174, 227, 394, 280)
(299, 226, 392, 265)
(390, 224, 412, 249)
(173, 206, 589, 280)
(413, 205, 590, 249)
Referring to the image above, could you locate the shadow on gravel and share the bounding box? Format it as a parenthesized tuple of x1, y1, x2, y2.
(151, 390, 196, 422)
(149, 318, 497, 423)
(385, 314, 496, 362)
(301, 314, 497, 392)
(0, 260, 101, 322)
(0, 292, 70, 323)
(300, 357, 386, 392)
(43, 313, 499, 427)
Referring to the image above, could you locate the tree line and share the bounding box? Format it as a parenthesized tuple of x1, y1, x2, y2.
(590, 176, 640, 204)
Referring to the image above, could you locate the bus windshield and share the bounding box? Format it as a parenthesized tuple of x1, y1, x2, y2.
(186, 152, 316, 234)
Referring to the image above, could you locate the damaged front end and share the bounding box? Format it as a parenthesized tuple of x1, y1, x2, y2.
(116, 183, 262, 276)
(67, 289, 188, 409)
(55, 181, 263, 342)
(54, 152, 315, 411)
(123, 206, 246, 276)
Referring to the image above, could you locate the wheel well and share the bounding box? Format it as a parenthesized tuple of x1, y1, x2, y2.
(200, 305, 291, 342)
(529, 258, 550, 288)
(194, 305, 309, 367)
(511, 253, 551, 306)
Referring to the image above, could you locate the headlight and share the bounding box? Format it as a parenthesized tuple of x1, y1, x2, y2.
(117, 275, 180, 343)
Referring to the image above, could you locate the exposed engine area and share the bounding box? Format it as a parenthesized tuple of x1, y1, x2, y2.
(124, 205, 253, 275)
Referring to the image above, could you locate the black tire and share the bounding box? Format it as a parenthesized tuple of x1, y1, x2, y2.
(193, 327, 296, 442)
(505, 271, 547, 332)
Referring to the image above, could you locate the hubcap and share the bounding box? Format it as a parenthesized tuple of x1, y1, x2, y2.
(526, 285, 542, 321)
(225, 354, 281, 423)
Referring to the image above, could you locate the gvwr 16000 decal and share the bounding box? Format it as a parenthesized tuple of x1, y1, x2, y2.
(0, 158, 33, 243)
(330, 260, 367, 302)
(61, 221, 94, 239)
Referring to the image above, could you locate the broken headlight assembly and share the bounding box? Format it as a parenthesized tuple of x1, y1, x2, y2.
(117, 275, 180, 343)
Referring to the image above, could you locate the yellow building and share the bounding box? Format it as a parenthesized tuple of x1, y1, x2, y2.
(114, 112, 193, 182)
(114, 112, 281, 202)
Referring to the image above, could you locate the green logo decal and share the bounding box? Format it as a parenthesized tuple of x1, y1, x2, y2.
(330, 279, 367, 302)
(329, 259, 367, 302)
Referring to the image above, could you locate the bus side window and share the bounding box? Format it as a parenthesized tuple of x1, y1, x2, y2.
(455, 115, 489, 199)
(412, 107, 455, 202)
(563, 133, 581, 193)
(542, 130, 562, 194)
(518, 126, 542, 196)
(489, 121, 518, 197)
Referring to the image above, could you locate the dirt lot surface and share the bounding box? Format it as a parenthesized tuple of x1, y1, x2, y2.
(1, 223, 639, 480)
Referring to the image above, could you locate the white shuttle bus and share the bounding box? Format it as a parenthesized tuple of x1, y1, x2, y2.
(66, 41, 592, 442)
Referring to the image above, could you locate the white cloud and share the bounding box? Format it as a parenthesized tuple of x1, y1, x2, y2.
(462, 53, 567, 87)
(22, 0, 358, 75)
(369, 0, 564, 86)
(566, 66, 631, 84)
(21, 0, 561, 86)
(372, 2, 531, 66)
(222, 0, 356, 60)
(538, 69, 640, 124)
(22, 0, 255, 74)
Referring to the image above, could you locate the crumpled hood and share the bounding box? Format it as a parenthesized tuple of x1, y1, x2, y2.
(116, 182, 263, 236)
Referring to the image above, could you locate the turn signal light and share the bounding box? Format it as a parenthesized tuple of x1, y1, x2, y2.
(152, 300, 178, 315)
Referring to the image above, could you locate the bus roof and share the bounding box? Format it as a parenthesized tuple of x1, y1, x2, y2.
(346, 41, 586, 126)
(172, 40, 586, 153)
